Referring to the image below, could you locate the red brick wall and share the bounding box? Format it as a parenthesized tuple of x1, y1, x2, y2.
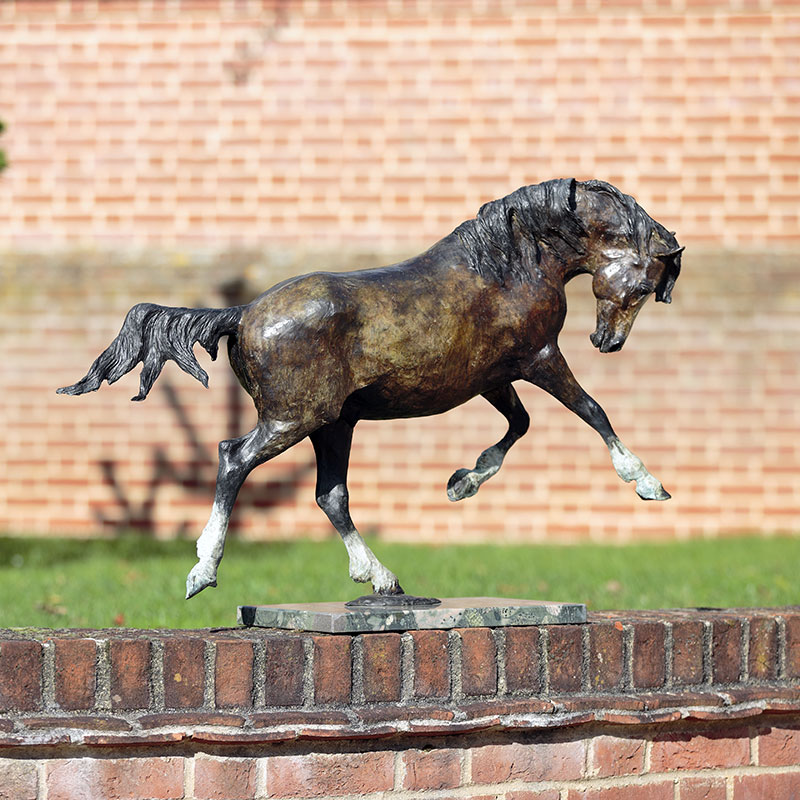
(2, 608, 800, 797)
(3, 248, 798, 542)
(1, 0, 798, 246)
(0, 0, 798, 543)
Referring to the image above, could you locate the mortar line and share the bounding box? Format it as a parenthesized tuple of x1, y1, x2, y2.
(393, 749, 405, 791)
(37, 760, 48, 800)
(540, 627, 550, 695)
(302, 636, 315, 708)
(449, 630, 463, 702)
(255, 756, 269, 799)
(184, 753, 195, 800)
(581, 625, 590, 693)
(95, 638, 112, 713)
(461, 747, 472, 786)
(400, 633, 414, 703)
(253, 638, 266, 709)
(777, 616, 787, 680)
(751, 723, 760, 767)
(203, 640, 216, 709)
(664, 622, 674, 690)
(42, 639, 56, 712)
(703, 620, 714, 685)
(352, 635, 365, 706)
(151, 639, 165, 711)
(622, 624, 634, 691)
(493, 628, 507, 697)
(741, 618, 751, 684)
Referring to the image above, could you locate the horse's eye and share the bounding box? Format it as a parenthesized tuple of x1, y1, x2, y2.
(639, 280, 656, 295)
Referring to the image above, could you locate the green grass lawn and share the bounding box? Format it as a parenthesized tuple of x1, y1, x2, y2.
(0, 534, 798, 629)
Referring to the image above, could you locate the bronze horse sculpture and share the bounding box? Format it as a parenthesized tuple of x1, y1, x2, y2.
(59, 178, 683, 601)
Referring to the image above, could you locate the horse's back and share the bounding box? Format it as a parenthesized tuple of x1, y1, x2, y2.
(234, 237, 533, 425)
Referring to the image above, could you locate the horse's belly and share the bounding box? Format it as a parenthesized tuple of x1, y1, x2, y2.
(344, 373, 494, 421)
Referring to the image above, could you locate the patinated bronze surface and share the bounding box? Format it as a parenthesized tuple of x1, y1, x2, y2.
(59, 178, 683, 601)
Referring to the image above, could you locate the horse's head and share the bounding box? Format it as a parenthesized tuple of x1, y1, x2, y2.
(577, 181, 683, 353)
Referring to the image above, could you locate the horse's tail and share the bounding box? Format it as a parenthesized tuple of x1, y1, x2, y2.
(57, 303, 244, 402)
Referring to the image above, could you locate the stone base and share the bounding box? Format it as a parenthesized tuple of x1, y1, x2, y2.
(237, 596, 586, 633)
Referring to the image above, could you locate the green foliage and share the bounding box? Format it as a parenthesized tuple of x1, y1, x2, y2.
(0, 119, 6, 171)
(0, 534, 798, 629)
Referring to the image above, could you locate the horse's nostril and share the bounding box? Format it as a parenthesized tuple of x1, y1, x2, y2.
(606, 338, 624, 353)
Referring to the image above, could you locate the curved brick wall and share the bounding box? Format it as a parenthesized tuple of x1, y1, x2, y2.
(2, 608, 800, 797)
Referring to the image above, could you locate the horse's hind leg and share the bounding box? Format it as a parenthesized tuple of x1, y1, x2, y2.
(447, 384, 530, 501)
(185, 420, 306, 599)
(311, 419, 402, 595)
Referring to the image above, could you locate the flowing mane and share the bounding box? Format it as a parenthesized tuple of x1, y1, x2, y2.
(454, 177, 586, 285)
(454, 178, 682, 298)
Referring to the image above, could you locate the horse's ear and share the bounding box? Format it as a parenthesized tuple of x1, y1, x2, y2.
(654, 246, 684, 303)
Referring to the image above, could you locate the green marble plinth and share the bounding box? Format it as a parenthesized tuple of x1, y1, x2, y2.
(237, 597, 586, 633)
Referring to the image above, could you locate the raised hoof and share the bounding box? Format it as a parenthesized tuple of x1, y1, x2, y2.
(447, 468, 480, 502)
(185, 562, 218, 600)
(635, 477, 671, 502)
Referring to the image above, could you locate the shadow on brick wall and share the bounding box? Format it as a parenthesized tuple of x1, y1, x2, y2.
(92, 277, 316, 539)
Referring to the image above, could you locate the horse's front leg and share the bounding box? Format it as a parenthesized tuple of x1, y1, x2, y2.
(525, 345, 670, 501)
(311, 420, 402, 595)
(447, 384, 530, 501)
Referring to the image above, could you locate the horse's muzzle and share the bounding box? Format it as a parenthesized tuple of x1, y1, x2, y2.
(590, 329, 626, 353)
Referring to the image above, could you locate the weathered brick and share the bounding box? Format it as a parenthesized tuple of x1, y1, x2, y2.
(632, 621, 666, 689)
(0, 758, 38, 800)
(110, 639, 151, 710)
(712, 618, 742, 684)
(785, 614, 800, 679)
(568, 784, 674, 800)
(55, 638, 97, 711)
(313, 635, 351, 705)
(733, 772, 800, 799)
(46, 757, 184, 800)
(215, 639, 253, 709)
(672, 620, 705, 686)
(472, 740, 584, 784)
(194, 755, 256, 800)
(590, 734, 646, 778)
(163, 637, 205, 710)
(547, 626, 583, 693)
(266, 751, 394, 797)
(460, 628, 497, 697)
(588, 622, 623, 691)
(0, 640, 42, 712)
(410, 629, 450, 699)
(758, 723, 800, 766)
(264, 636, 305, 707)
(679, 776, 728, 800)
(650, 728, 751, 771)
(362, 633, 401, 703)
(748, 616, 777, 680)
(505, 626, 540, 694)
(401, 748, 462, 791)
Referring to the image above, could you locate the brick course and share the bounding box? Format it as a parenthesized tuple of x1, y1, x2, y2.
(1, 610, 800, 798)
